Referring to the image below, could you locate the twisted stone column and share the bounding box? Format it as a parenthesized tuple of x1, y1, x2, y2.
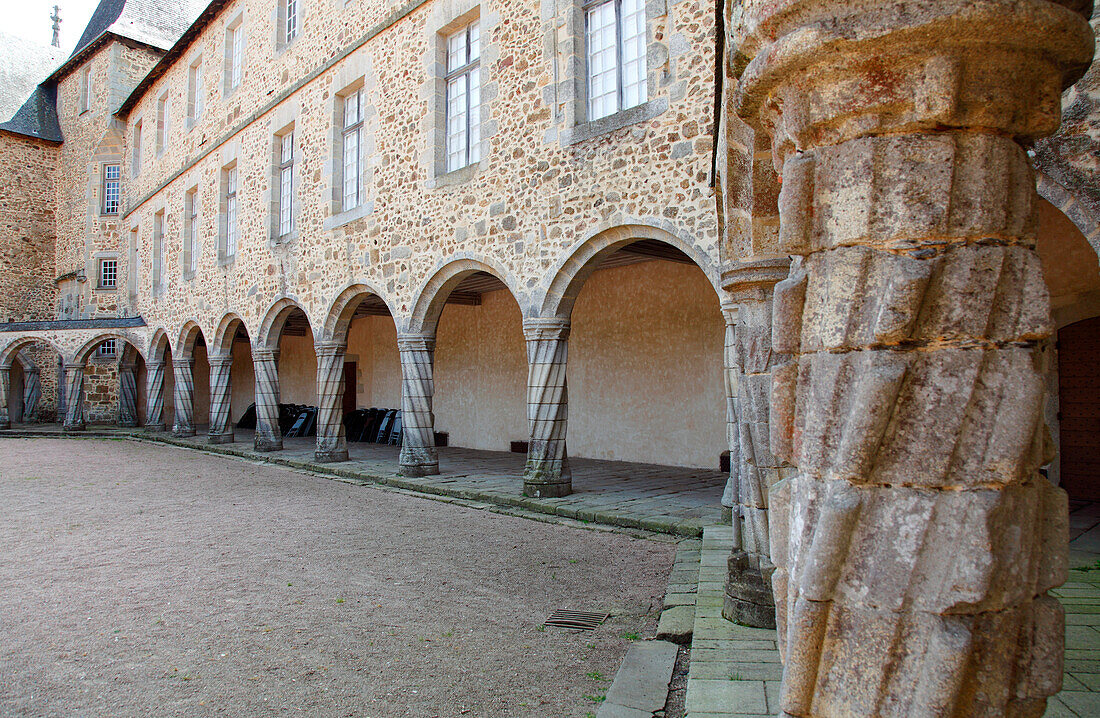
(118, 361, 139, 428)
(207, 354, 234, 444)
(23, 365, 40, 422)
(0, 366, 10, 429)
(729, 1, 1093, 714)
(720, 302, 739, 524)
(398, 333, 439, 476)
(315, 341, 349, 463)
(171, 356, 195, 437)
(523, 318, 571, 498)
(62, 362, 85, 432)
(144, 359, 166, 431)
(723, 258, 790, 629)
(253, 348, 282, 452)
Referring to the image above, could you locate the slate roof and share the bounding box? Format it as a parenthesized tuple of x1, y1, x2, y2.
(0, 84, 62, 143)
(0, 33, 65, 124)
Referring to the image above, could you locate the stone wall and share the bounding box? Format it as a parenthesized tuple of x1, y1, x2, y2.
(0, 132, 58, 323)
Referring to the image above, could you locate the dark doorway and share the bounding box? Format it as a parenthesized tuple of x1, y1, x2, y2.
(343, 362, 357, 415)
(1059, 316, 1100, 500)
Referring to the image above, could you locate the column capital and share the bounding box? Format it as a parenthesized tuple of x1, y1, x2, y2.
(397, 332, 436, 352)
(146, 358, 165, 370)
(721, 257, 791, 300)
(313, 341, 347, 358)
(252, 348, 280, 362)
(207, 353, 234, 368)
(63, 362, 86, 371)
(523, 317, 570, 342)
(174, 356, 195, 369)
(720, 300, 739, 327)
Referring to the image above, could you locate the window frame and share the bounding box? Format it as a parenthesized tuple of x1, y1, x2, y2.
(97, 339, 117, 358)
(222, 165, 239, 262)
(285, 0, 300, 45)
(341, 89, 364, 212)
(79, 66, 91, 114)
(187, 57, 205, 127)
(131, 119, 143, 177)
(97, 257, 118, 289)
(156, 91, 170, 156)
(225, 16, 245, 95)
(276, 131, 295, 238)
(444, 21, 481, 173)
(152, 209, 165, 295)
(583, 0, 647, 122)
(102, 164, 121, 215)
(183, 187, 200, 277)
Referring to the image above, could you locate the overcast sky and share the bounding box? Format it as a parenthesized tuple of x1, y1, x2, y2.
(6, 0, 102, 53)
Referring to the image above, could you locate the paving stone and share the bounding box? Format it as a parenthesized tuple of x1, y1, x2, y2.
(656, 605, 695, 644)
(1043, 697, 1079, 717)
(600, 640, 678, 714)
(1058, 690, 1100, 716)
(595, 704, 651, 718)
(688, 661, 784, 681)
(685, 679, 767, 715)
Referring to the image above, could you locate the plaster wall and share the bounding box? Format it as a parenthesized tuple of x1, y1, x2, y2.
(229, 341, 255, 423)
(346, 315, 401, 409)
(276, 331, 317, 405)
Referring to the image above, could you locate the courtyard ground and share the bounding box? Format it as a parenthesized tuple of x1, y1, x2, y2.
(0, 438, 675, 717)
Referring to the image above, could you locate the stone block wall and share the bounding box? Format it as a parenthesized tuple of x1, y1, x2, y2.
(0, 132, 58, 323)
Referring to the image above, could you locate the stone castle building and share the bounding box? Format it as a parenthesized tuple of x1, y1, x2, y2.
(1, 0, 1099, 713)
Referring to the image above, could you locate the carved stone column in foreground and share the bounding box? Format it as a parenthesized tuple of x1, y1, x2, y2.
(207, 354, 234, 444)
(23, 364, 40, 422)
(252, 348, 283, 452)
(0, 366, 10, 429)
(62, 363, 85, 432)
(398, 333, 439, 476)
(144, 359, 166, 431)
(723, 258, 790, 630)
(118, 360, 139, 427)
(171, 356, 195, 437)
(720, 302, 739, 523)
(314, 341, 349, 463)
(730, 1, 1093, 714)
(522, 318, 571, 498)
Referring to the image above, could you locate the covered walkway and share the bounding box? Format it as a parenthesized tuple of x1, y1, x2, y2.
(0, 425, 725, 536)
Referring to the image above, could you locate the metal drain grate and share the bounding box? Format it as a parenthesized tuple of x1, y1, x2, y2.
(543, 609, 609, 631)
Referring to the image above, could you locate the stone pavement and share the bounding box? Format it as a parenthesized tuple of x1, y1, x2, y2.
(0, 425, 726, 537)
(681, 521, 1100, 717)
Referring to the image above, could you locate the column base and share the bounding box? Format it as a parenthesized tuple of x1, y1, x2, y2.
(523, 480, 572, 498)
(144, 423, 166, 432)
(0, 420, 10, 430)
(721, 505, 734, 523)
(399, 462, 440, 477)
(315, 449, 349, 463)
(119, 420, 139, 428)
(208, 432, 235, 444)
(722, 550, 776, 629)
(255, 437, 283, 452)
(62, 422, 86, 433)
(173, 428, 196, 438)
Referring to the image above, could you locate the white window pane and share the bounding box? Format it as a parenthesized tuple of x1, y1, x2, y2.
(280, 166, 293, 235)
(343, 128, 360, 209)
(343, 92, 360, 127)
(447, 29, 467, 73)
(468, 67, 480, 163)
(469, 21, 480, 61)
(281, 132, 294, 163)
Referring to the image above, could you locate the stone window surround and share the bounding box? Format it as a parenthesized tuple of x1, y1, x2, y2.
(217, 139, 242, 266)
(543, 0, 676, 146)
(151, 207, 167, 297)
(323, 50, 377, 231)
(266, 104, 301, 245)
(274, 0, 304, 53)
(100, 162, 122, 217)
(420, 0, 501, 190)
(224, 11, 248, 97)
(155, 89, 170, 157)
(131, 117, 143, 178)
(186, 54, 205, 130)
(79, 66, 91, 114)
(92, 253, 119, 292)
(127, 224, 141, 299)
(182, 183, 201, 281)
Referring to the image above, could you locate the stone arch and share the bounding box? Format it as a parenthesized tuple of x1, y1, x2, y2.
(537, 221, 724, 320)
(212, 312, 251, 356)
(0, 336, 66, 369)
(175, 320, 211, 358)
(72, 332, 147, 366)
(322, 281, 397, 344)
(148, 329, 172, 363)
(1037, 170, 1100, 258)
(406, 255, 523, 335)
(257, 297, 313, 350)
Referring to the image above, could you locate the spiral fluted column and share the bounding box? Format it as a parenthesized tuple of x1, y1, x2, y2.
(22, 364, 40, 422)
(144, 359, 166, 431)
(207, 354, 234, 444)
(720, 302, 739, 524)
(118, 361, 139, 428)
(398, 333, 439, 476)
(728, 0, 1094, 714)
(252, 348, 282, 452)
(0, 366, 10, 429)
(171, 356, 195, 437)
(61, 362, 85, 432)
(522, 318, 571, 498)
(314, 341, 349, 463)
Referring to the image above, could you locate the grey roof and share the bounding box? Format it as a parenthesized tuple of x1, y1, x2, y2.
(0, 316, 146, 332)
(71, 0, 210, 58)
(0, 84, 62, 142)
(0, 33, 65, 123)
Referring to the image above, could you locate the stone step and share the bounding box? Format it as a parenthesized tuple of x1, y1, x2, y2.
(596, 640, 679, 718)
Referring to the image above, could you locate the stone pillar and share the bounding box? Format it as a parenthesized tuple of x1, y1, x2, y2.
(144, 359, 166, 431)
(23, 364, 40, 422)
(730, 1, 1093, 715)
(722, 259, 790, 630)
(398, 333, 439, 476)
(523, 318, 571, 498)
(61, 363, 85, 432)
(0, 366, 10, 429)
(171, 356, 195, 437)
(118, 360, 139, 428)
(314, 341, 349, 463)
(252, 348, 282, 452)
(207, 354, 234, 444)
(720, 302, 739, 524)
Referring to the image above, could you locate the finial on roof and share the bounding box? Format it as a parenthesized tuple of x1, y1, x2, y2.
(50, 5, 62, 48)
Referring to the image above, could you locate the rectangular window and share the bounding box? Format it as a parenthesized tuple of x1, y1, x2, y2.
(102, 164, 120, 215)
(445, 21, 481, 173)
(342, 90, 363, 211)
(128, 227, 140, 296)
(97, 339, 117, 357)
(225, 167, 238, 257)
(131, 120, 142, 176)
(226, 21, 244, 91)
(184, 188, 199, 275)
(80, 67, 91, 113)
(585, 0, 646, 121)
(156, 92, 170, 154)
(278, 132, 294, 237)
(153, 211, 164, 292)
(98, 258, 118, 288)
(285, 0, 299, 43)
(188, 59, 204, 124)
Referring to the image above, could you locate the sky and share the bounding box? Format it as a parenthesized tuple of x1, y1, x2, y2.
(4, 0, 102, 53)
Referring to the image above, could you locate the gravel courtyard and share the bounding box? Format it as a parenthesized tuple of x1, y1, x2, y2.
(0, 438, 676, 717)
